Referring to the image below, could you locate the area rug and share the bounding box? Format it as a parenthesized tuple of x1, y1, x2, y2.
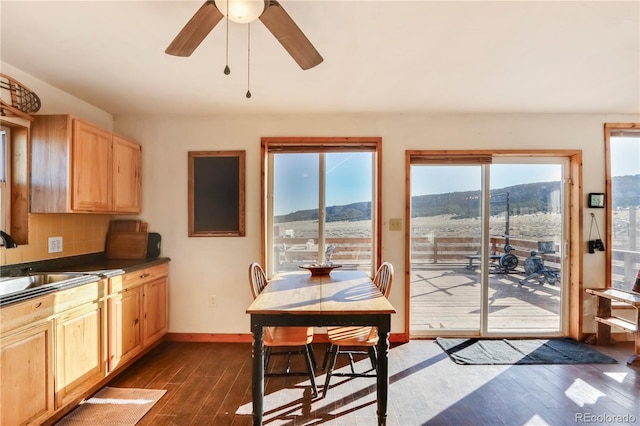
(56, 387, 166, 425)
(436, 337, 617, 365)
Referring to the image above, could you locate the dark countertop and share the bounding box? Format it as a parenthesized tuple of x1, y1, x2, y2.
(0, 253, 170, 307)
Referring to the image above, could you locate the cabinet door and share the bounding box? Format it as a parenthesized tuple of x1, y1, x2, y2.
(109, 287, 143, 371)
(143, 277, 168, 346)
(71, 120, 113, 211)
(0, 321, 55, 426)
(55, 301, 105, 407)
(113, 136, 142, 213)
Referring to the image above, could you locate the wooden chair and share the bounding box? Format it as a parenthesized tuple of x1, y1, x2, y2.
(248, 262, 318, 397)
(322, 262, 394, 397)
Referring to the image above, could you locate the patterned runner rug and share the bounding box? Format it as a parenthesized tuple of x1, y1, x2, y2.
(56, 387, 166, 425)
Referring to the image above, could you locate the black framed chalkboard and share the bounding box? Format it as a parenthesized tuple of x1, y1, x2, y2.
(188, 151, 245, 237)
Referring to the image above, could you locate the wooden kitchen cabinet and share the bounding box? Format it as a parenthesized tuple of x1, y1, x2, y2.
(0, 261, 168, 425)
(31, 115, 141, 213)
(108, 263, 168, 371)
(71, 119, 113, 211)
(108, 281, 143, 372)
(0, 295, 55, 425)
(113, 135, 142, 213)
(54, 300, 106, 407)
(143, 276, 168, 345)
(0, 301, 55, 426)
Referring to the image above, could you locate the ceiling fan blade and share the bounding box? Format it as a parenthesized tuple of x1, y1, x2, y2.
(259, 0, 323, 70)
(165, 1, 224, 57)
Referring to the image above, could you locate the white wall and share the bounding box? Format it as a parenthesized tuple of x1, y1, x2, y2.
(1, 62, 113, 129)
(5, 62, 638, 336)
(114, 113, 639, 335)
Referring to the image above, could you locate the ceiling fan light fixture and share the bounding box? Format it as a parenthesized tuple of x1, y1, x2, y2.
(214, 0, 265, 24)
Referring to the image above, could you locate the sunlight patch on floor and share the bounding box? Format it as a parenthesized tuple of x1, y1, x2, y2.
(524, 414, 552, 425)
(604, 371, 628, 383)
(564, 378, 606, 407)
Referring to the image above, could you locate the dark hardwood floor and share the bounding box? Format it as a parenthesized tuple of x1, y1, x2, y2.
(103, 340, 639, 425)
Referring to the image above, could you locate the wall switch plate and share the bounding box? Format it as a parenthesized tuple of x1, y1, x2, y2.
(208, 295, 217, 307)
(48, 236, 63, 253)
(389, 218, 402, 231)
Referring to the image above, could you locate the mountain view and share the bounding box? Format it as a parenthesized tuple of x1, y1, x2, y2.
(274, 175, 640, 223)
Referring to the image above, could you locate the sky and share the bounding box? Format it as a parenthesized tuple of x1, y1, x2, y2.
(273, 152, 373, 216)
(273, 139, 639, 216)
(411, 163, 562, 196)
(611, 136, 640, 177)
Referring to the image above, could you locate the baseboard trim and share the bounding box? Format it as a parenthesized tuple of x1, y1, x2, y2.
(166, 332, 408, 344)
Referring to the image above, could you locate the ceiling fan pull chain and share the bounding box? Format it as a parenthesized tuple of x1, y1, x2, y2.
(246, 23, 252, 99)
(223, 1, 230, 75)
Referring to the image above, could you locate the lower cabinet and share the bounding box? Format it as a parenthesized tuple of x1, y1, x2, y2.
(55, 300, 106, 407)
(0, 321, 55, 426)
(143, 277, 168, 345)
(0, 261, 169, 425)
(108, 285, 143, 371)
(108, 263, 169, 372)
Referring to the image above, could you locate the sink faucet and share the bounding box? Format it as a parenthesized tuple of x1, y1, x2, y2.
(0, 230, 18, 248)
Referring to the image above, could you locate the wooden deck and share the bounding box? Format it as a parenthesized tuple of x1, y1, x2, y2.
(411, 264, 561, 335)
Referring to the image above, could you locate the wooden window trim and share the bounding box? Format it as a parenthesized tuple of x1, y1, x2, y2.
(261, 137, 383, 273)
(405, 149, 583, 341)
(0, 118, 29, 244)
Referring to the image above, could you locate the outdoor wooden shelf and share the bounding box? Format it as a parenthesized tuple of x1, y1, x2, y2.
(586, 288, 640, 366)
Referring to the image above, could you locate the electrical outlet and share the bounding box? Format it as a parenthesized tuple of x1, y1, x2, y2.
(48, 236, 63, 253)
(209, 295, 217, 307)
(389, 218, 402, 231)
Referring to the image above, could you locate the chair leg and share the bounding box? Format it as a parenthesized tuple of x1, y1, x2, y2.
(348, 352, 356, 374)
(323, 344, 339, 398)
(303, 344, 318, 398)
(307, 343, 318, 369)
(367, 346, 378, 370)
(322, 343, 333, 370)
(264, 346, 272, 370)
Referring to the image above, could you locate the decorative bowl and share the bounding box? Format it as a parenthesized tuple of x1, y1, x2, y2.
(299, 264, 342, 276)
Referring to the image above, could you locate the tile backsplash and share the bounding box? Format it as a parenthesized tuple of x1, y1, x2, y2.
(1, 214, 111, 265)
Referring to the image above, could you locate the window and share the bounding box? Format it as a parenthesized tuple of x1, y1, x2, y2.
(262, 137, 382, 277)
(605, 124, 640, 290)
(0, 119, 29, 244)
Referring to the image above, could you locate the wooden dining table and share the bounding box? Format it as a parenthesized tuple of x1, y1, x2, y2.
(246, 269, 396, 425)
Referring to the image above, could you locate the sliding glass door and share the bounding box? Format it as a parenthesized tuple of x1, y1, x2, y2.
(409, 155, 568, 337)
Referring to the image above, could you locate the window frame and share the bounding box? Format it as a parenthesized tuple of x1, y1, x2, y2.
(604, 123, 640, 290)
(0, 127, 9, 231)
(261, 137, 383, 277)
(0, 118, 30, 245)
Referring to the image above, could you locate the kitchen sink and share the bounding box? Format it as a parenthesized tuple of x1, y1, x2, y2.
(0, 273, 91, 297)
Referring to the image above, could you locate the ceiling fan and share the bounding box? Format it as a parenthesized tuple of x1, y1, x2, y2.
(165, 0, 323, 70)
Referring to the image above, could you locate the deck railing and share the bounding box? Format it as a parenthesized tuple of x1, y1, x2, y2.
(275, 236, 638, 289)
(274, 237, 373, 270)
(411, 236, 561, 268)
(274, 236, 562, 270)
(612, 249, 640, 290)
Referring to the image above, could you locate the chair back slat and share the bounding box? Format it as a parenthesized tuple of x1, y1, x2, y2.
(249, 262, 268, 299)
(373, 262, 393, 298)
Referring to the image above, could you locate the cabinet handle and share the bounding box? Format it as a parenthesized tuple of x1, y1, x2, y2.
(134, 318, 139, 325)
(140, 273, 150, 279)
(35, 302, 42, 308)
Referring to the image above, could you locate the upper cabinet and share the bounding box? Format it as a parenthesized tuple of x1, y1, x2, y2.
(31, 115, 141, 214)
(113, 135, 142, 213)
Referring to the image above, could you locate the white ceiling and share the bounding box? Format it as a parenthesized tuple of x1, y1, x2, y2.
(1, 0, 639, 116)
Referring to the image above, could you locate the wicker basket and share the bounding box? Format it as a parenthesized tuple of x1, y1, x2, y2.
(0, 73, 41, 121)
